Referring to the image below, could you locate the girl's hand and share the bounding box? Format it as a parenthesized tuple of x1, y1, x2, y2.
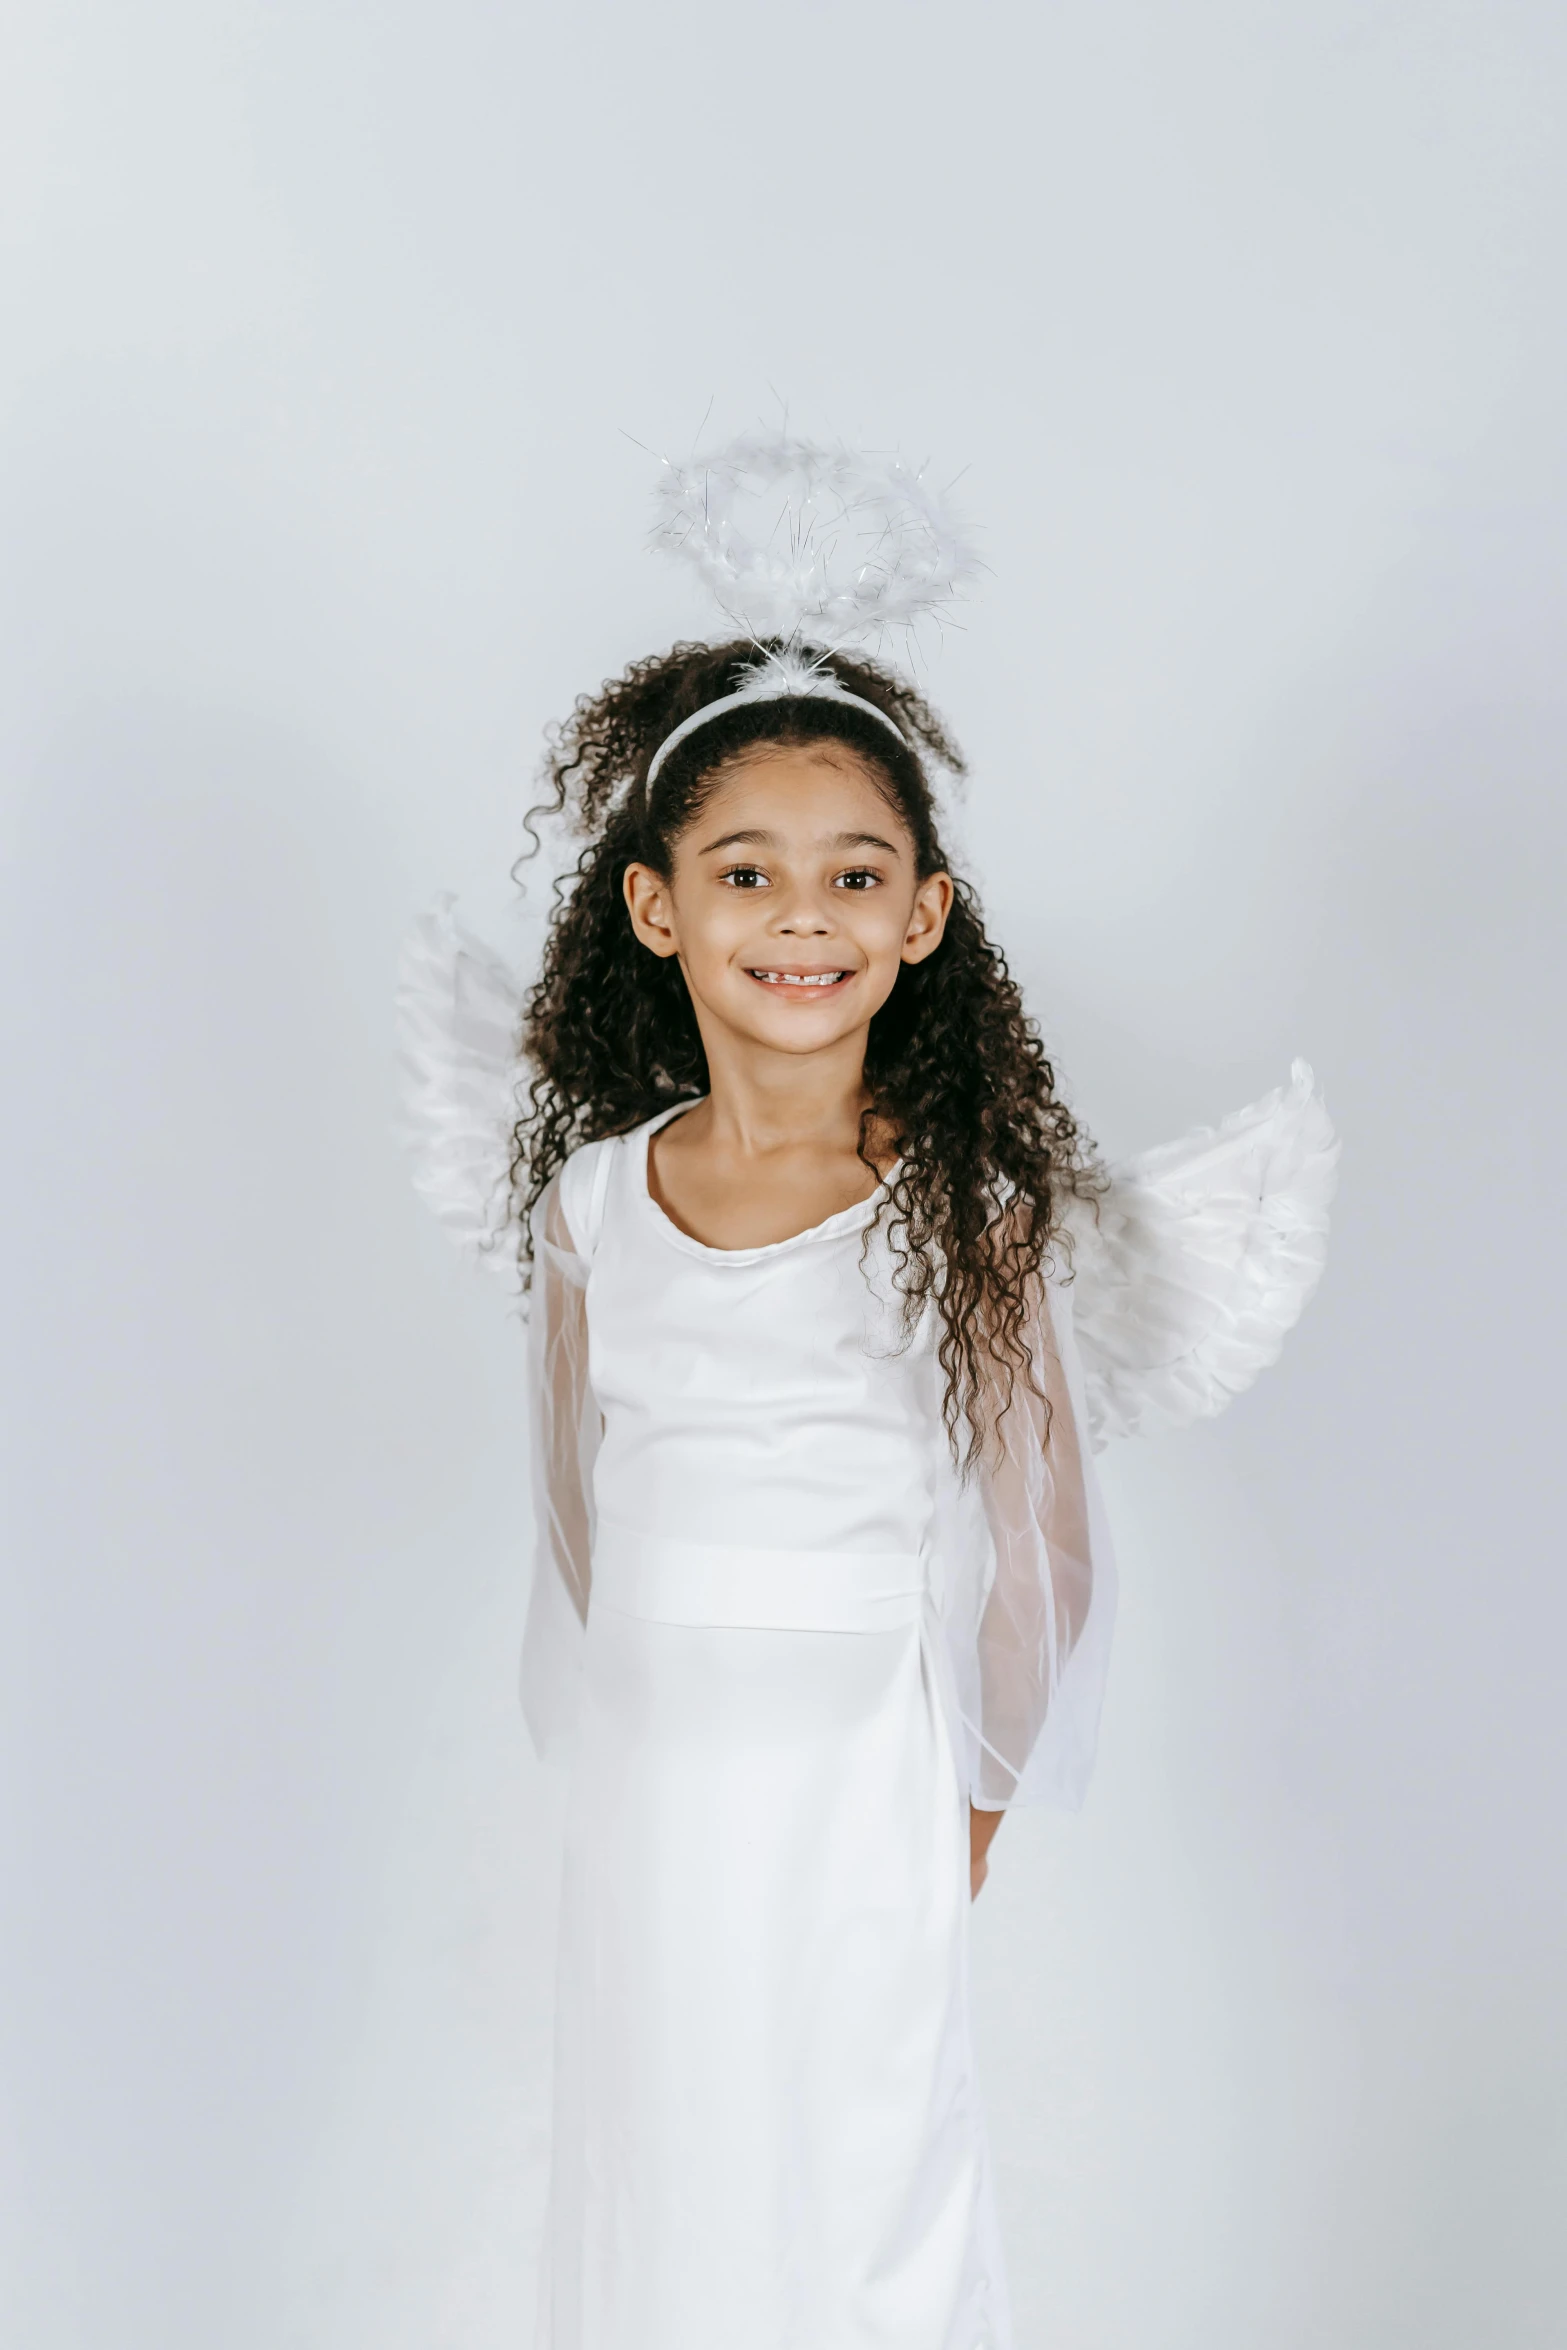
(969, 1802, 1003, 1900)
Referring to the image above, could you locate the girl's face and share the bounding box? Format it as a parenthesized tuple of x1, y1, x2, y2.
(623, 745, 953, 1061)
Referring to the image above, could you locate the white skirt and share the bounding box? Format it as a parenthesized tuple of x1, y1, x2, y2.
(537, 1523, 1011, 2350)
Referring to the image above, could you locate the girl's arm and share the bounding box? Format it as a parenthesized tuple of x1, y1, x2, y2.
(969, 1802, 1005, 1898)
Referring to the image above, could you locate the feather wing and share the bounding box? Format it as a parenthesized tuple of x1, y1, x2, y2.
(396, 895, 527, 1296)
(1060, 1061, 1340, 1451)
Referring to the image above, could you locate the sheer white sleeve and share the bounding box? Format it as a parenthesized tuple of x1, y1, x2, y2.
(935, 1273, 1118, 1813)
(517, 1168, 603, 1764)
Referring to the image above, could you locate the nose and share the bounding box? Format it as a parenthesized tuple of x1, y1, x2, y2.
(773, 888, 833, 935)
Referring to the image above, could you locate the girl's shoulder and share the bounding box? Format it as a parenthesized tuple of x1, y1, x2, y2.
(550, 1102, 687, 1258)
(549, 1132, 622, 1260)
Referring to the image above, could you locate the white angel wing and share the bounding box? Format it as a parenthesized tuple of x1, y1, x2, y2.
(1060, 1060, 1340, 1451)
(396, 895, 527, 1296)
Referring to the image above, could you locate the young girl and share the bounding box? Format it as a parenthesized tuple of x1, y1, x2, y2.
(400, 440, 1337, 2350)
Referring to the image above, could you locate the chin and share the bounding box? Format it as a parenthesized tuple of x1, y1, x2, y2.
(743, 1009, 861, 1053)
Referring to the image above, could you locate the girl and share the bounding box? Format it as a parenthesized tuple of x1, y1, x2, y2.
(399, 440, 1337, 2350)
(517, 635, 1105, 2350)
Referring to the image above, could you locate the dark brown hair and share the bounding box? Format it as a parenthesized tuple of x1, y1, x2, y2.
(511, 637, 1096, 1458)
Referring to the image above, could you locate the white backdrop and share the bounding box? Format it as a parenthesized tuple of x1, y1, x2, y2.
(3, 4, 1564, 2346)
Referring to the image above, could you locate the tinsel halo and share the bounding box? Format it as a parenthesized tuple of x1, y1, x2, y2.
(649, 431, 978, 647)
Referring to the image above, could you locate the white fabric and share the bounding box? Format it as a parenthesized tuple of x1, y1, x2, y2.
(394, 898, 1340, 1449)
(521, 1109, 1117, 2350)
(548, 1532, 998, 2350)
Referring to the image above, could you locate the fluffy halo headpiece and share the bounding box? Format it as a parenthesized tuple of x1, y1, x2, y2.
(649, 431, 978, 649)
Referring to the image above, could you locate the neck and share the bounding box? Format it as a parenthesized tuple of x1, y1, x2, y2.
(689, 1014, 874, 1162)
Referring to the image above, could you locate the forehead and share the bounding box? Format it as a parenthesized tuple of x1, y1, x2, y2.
(689, 744, 909, 841)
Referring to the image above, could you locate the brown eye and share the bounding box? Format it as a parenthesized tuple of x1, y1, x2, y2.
(721, 865, 769, 889)
(834, 868, 881, 891)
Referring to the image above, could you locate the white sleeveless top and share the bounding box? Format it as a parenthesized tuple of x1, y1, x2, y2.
(570, 1105, 945, 1560)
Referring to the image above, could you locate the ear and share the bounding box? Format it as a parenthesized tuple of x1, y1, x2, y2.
(900, 870, 954, 966)
(623, 861, 682, 960)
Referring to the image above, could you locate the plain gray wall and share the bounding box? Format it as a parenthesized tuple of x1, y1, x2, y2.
(2, 3, 1563, 2345)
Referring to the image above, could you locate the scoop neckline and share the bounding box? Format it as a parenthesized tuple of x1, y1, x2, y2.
(636, 1100, 899, 1264)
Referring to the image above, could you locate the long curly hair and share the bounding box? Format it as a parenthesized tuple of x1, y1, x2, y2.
(512, 637, 1096, 1459)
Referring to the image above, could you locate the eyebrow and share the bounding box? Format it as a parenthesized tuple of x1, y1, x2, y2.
(698, 828, 904, 856)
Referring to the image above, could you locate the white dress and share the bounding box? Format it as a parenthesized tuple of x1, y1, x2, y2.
(520, 1107, 1119, 2350)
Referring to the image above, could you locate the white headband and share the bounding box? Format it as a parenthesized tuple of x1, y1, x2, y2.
(645, 652, 912, 787)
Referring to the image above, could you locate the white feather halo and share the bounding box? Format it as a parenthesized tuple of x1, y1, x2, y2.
(649, 431, 979, 647)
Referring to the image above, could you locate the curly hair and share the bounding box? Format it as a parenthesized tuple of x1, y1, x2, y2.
(511, 636, 1097, 1461)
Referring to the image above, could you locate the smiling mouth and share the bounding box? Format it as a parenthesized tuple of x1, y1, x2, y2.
(746, 968, 853, 989)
